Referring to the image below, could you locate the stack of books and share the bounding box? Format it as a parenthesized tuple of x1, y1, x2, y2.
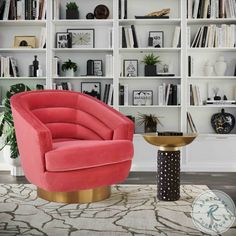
(189, 84, 203, 106)
(187, 0, 236, 19)
(191, 24, 235, 48)
(120, 25, 139, 48)
(103, 84, 113, 105)
(0, 0, 46, 20)
(0, 56, 19, 77)
(187, 112, 198, 133)
(119, 84, 128, 106)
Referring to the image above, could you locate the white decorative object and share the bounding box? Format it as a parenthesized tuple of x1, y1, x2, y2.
(204, 61, 214, 76)
(214, 56, 227, 76)
(37, 65, 43, 77)
(3, 145, 24, 176)
(65, 69, 74, 77)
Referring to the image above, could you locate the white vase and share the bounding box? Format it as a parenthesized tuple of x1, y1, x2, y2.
(65, 69, 74, 77)
(3, 145, 24, 176)
(214, 57, 227, 76)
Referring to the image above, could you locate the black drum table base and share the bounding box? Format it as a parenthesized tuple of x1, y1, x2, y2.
(157, 150, 180, 201)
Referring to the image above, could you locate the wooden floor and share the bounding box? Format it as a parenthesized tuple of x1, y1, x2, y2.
(0, 171, 236, 203)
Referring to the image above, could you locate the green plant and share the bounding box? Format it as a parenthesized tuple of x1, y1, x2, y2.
(142, 53, 161, 65)
(0, 84, 31, 159)
(137, 112, 163, 129)
(66, 2, 78, 10)
(62, 59, 78, 72)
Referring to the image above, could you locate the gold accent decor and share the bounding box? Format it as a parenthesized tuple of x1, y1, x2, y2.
(143, 133, 197, 149)
(146, 8, 170, 17)
(37, 186, 111, 203)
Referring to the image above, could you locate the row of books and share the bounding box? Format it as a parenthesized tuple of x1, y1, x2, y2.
(0, 0, 46, 20)
(0, 56, 19, 77)
(120, 25, 138, 48)
(119, 0, 127, 19)
(158, 83, 181, 106)
(190, 24, 235, 48)
(103, 84, 113, 105)
(52, 82, 72, 91)
(187, 112, 198, 133)
(190, 84, 203, 105)
(187, 0, 236, 19)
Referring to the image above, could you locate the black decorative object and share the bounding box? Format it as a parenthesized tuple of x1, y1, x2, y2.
(33, 55, 39, 77)
(145, 65, 156, 76)
(211, 109, 235, 134)
(157, 150, 180, 201)
(66, 9, 79, 19)
(86, 13, 94, 19)
(87, 60, 94, 76)
(94, 5, 109, 19)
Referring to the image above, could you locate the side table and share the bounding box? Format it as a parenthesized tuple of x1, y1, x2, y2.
(143, 133, 197, 201)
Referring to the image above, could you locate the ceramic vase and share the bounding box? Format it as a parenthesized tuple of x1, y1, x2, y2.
(214, 57, 227, 76)
(65, 69, 74, 77)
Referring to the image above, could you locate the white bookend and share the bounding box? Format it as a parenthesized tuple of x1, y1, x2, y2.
(52, 57, 59, 77)
(172, 26, 181, 48)
(128, 27, 134, 48)
(177, 84, 181, 105)
(108, 84, 114, 105)
(158, 85, 164, 105)
(124, 84, 129, 106)
(3, 0, 10, 20)
(193, 0, 200, 18)
(188, 0, 193, 19)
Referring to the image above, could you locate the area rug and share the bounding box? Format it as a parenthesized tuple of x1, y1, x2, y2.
(0, 184, 235, 236)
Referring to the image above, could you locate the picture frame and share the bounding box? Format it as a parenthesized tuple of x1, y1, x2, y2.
(133, 90, 153, 106)
(14, 36, 36, 48)
(93, 60, 103, 76)
(149, 31, 164, 48)
(81, 82, 101, 100)
(67, 29, 95, 48)
(56, 32, 72, 48)
(123, 60, 138, 77)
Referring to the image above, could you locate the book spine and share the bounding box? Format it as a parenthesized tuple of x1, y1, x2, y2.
(122, 27, 127, 48)
(124, 84, 128, 106)
(158, 85, 164, 105)
(3, 0, 11, 20)
(119, 84, 124, 105)
(131, 25, 138, 48)
(124, 0, 127, 19)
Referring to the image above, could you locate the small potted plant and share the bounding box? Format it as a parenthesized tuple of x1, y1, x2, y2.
(142, 53, 161, 76)
(137, 112, 163, 133)
(62, 59, 78, 77)
(66, 2, 79, 19)
(0, 83, 31, 176)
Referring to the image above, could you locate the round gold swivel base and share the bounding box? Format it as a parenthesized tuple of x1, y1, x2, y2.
(37, 186, 111, 204)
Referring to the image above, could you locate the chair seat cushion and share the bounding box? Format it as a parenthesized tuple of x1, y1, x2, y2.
(45, 140, 133, 172)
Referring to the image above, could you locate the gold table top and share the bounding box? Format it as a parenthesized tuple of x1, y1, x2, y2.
(143, 133, 197, 151)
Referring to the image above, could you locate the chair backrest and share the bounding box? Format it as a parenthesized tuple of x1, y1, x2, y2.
(12, 90, 133, 141)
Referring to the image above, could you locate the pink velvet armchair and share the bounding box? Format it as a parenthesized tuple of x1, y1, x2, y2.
(11, 90, 134, 203)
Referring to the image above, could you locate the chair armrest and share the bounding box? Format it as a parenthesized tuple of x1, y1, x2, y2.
(113, 121, 134, 141)
(11, 100, 52, 181)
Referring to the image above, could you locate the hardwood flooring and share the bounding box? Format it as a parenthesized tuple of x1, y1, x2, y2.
(0, 171, 236, 204)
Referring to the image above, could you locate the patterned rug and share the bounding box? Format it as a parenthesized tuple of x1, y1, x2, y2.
(0, 184, 235, 236)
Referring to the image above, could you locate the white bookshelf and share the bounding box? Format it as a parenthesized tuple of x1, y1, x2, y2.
(0, 0, 236, 172)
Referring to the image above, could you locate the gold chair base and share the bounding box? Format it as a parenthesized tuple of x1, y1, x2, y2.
(37, 186, 111, 203)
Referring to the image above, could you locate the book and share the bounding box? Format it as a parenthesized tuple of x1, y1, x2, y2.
(0, 1, 6, 20)
(3, 0, 10, 20)
(188, 0, 193, 19)
(122, 27, 127, 48)
(172, 26, 181, 48)
(124, 84, 128, 106)
(131, 25, 138, 48)
(189, 84, 194, 105)
(193, 0, 200, 18)
(158, 85, 164, 105)
(124, 0, 127, 19)
(119, 84, 124, 105)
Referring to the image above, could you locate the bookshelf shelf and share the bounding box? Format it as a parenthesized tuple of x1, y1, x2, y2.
(119, 105, 181, 108)
(188, 48, 236, 52)
(188, 105, 236, 108)
(0, 20, 46, 26)
(0, 48, 46, 53)
(53, 76, 113, 80)
(188, 76, 236, 80)
(52, 48, 113, 53)
(0, 77, 46, 80)
(187, 19, 236, 24)
(119, 48, 181, 53)
(119, 19, 181, 25)
(52, 19, 114, 26)
(198, 133, 236, 138)
(120, 76, 181, 80)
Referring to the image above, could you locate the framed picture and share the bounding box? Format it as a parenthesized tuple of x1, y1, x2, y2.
(67, 29, 95, 48)
(81, 82, 101, 100)
(93, 60, 103, 76)
(14, 36, 36, 48)
(133, 90, 153, 106)
(123, 60, 138, 77)
(56, 32, 72, 48)
(149, 31, 164, 48)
